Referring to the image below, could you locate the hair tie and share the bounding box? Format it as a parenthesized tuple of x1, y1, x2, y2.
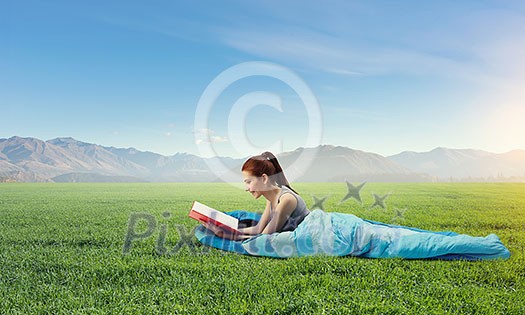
(266, 157, 270, 161)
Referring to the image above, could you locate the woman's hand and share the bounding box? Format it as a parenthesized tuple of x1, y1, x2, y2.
(202, 222, 225, 238)
(202, 223, 252, 241)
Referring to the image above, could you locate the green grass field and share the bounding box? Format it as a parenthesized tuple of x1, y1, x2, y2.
(1, 183, 524, 314)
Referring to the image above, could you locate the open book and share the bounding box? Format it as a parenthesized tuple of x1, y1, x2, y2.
(188, 201, 240, 234)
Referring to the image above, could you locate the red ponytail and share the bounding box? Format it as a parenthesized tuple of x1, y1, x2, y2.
(241, 151, 299, 194)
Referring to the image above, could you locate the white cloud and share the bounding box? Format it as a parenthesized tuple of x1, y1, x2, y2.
(214, 6, 525, 88)
(193, 128, 228, 145)
(323, 68, 364, 76)
(210, 135, 228, 143)
(218, 26, 474, 80)
(99, 1, 525, 86)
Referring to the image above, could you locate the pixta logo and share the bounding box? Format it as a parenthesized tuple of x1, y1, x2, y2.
(122, 211, 206, 255)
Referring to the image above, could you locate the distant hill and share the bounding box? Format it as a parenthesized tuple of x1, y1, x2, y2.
(388, 147, 525, 181)
(1, 136, 524, 182)
(52, 172, 147, 183)
(0, 136, 229, 182)
(277, 145, 429, 182)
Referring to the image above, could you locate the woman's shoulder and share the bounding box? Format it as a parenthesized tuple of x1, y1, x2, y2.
(280, 186, 309, 212)
(278, 187, 300, 204)
(276, 193, 297, 213)
(279, 192, 296, 203)
(280, 186, 304, 199)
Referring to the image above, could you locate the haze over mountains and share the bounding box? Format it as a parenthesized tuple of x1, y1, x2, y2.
(1, 136, 524, 182)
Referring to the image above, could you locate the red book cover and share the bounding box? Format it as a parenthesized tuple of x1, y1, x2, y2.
(189, 201, 240, 234)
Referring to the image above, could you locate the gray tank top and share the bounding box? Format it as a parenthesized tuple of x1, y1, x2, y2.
(270, 186, 310, 232)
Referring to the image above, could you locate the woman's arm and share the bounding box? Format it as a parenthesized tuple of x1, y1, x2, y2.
(203, 201, 272, 240)
(237, 201, 272, 235)
(203, 195, 296, 239)
(202, 222, 253, 240)
(261, 194, 297, 234)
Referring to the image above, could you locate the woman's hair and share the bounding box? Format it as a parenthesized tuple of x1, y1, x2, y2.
(241, 151, 299, 194)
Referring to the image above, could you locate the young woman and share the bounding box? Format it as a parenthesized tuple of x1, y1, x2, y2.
(203, 151, 310, 240)
(199, 153, 510, 260)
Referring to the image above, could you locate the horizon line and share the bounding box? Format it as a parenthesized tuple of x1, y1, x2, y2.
(1, 135, 524, 159)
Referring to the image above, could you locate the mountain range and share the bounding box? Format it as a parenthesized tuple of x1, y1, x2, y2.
(1, 136, 524, 182)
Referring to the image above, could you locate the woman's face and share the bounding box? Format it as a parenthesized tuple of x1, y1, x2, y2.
(242, 171, 267, 199)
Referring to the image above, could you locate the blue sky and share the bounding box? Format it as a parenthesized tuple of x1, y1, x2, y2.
(2, 0, 524, 158)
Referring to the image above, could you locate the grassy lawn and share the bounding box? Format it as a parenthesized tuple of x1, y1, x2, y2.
(1, 182, 524, 314)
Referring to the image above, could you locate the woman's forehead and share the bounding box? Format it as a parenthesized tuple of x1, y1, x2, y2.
(242, 171, 254, 178)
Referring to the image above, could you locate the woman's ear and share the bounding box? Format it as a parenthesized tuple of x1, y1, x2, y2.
(261, 173, 269, 184)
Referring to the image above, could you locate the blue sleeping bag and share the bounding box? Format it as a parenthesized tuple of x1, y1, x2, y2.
(194, 210, 511, 260)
